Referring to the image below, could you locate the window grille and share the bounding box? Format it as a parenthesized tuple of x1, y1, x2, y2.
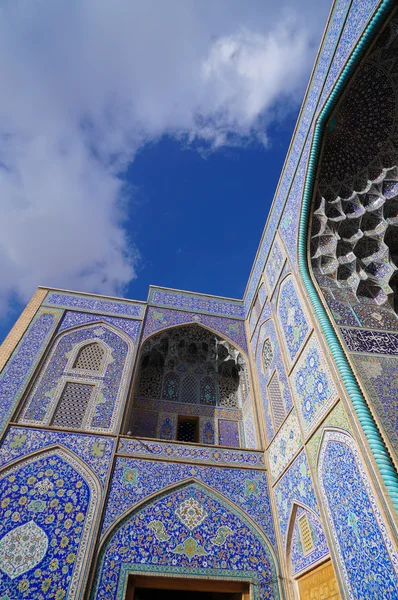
(199, 376, 217, 405)
(180, 375, 198, 404)
(73, 343, 105, 371)
(51, 382, 94, 429)
(219, 375, 238, 408)
(177, 418, 198, 443)
(268, 371, 286, 431)
(298, 513, 314, 555)
(137, 367, 162, 399)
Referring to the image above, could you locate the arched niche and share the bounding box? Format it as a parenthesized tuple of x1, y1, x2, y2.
(18, 322, 134, 434)
(126, 323, 258, 448)
(318, 429, 398, 598)
(0, 447, 100, 600)
(310, 15, 398, 327)
(285, 502, 329, 581)
(91, 481, 281, 600)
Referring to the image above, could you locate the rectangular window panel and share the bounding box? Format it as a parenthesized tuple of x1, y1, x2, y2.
(51, 382, 94, 429)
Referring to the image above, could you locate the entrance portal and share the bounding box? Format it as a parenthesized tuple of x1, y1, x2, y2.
(126, 575, 250, 600)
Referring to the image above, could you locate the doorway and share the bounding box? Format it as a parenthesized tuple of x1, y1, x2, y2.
(125, 575, 250, 600)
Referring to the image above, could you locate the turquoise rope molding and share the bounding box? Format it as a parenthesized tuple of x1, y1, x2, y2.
(299, 0, 398, 514)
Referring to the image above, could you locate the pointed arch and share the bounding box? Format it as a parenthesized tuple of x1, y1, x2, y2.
(94, 479, 281, 600)
(285, 501, 329, 579)
(0, 445, 101, 600)
(18, 322, 134, 434)
(317, 428, 398, 598)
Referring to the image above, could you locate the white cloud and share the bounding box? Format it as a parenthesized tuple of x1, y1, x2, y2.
(0, 0, 329, 313)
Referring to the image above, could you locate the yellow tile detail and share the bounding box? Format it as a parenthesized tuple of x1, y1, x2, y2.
(0, 288, 48, 372)
(298, 513, 314, 556)
(298, 560, 341, 600)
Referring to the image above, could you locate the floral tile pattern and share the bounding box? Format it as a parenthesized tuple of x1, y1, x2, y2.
(255, 317, 293, 442)
(277, 276, 310, 365)
(319, 430, 398, 599)
(19, 323, 133, 433)
(0, 427, 115, 487)
(94, 484, 279, 600)
(0, 449, 99, 600)
(149, 288, 244, 319)
(351, 354, 398, 455)
(290, 506, 329, 576)
(264, 236, 286, 298)
(0, 308, 62, 438)
(273, 451, 321, 548)
(142, 307, 247, 353)
(268, 412, 302, 483)
(101, 457, 275, 548)
(59, 311, 141, 342)
(290, 336, 338, 437)
(43, 291, 144, 319)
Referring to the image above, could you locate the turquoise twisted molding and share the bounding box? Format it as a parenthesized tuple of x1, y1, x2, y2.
(299, 0, 398, 514)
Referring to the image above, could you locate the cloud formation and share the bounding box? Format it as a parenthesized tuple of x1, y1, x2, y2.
(0, 0, 329, 313)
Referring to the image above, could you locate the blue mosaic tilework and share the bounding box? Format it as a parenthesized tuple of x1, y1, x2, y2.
(43, 291, 145, 319)
(218, 420, 240, 448)
(149, 288, 244, 319)
(158, 413, 177, 440)
(352, 304, 398, 330)
(200, 418, 216, 445)
(317, 0, 380, 111)
(20, 324, 133, 433)
(0, 307, 62, 438)
(290, 335, 338, 437)
(95, 483, 279, 600)
(251, 302, 272, 359)
(131, 410, 158, 438)
(258, 283, 267, 306)
(268, 412, 302, 483)
(277, 276, 310, 365)
(319, 430, 398, 599)
(242, 403, 258, 449)
(243, 0, 353, 314)
(0, 427, 115, 487)
(101, 458, 275, 546)
(340, 327, 398, 354)
(264, 236, 286, 298)
(255, 318, 293, 442)
(290, 506, 329, 576)
(351, 354, 398, 456)
(274, 451, 321, 548)
(133, 397, 242, 421)
(0, 448, 99, 600)
(142, 307, 248, 354)
(59, 311, 141, 342)
(279, 138, 311, 267)
(118, 437, 265, 468)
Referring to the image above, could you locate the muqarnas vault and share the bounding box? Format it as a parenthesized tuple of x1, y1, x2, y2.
(1, 1, 398, 599)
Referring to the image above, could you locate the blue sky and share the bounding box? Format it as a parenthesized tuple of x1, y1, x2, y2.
(0, 0, 331, 343)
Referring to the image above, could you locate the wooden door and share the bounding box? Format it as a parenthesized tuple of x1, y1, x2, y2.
(297, 559, 341, 600)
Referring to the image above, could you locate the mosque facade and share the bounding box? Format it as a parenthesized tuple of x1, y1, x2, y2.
(0, 1, 398, 598)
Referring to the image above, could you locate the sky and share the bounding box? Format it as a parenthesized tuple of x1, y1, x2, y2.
(0, 0, 331, 343)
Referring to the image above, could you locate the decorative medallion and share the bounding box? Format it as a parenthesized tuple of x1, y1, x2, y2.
(0, 520, 48, 579)
(211, 526, 234, 546)
(175, 497, 208, 530)
(171, 537, 208, 560)
(148, 520, 171, 542)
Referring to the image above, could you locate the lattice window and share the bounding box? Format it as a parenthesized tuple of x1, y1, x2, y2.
(180, 375, 198, 404)
(51, 382, 94, 429)
(267, 371, 286, 431)
(219, 375, 238, 408)
(262, 339, 273, 373)
(137, 367, 162, 399)
(177, 418, 198, 443)
(200, 376, 217, 405)
(298, 513, 314, 556)
(73, 343, 105, 372)
(162, 372, 180, 401)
